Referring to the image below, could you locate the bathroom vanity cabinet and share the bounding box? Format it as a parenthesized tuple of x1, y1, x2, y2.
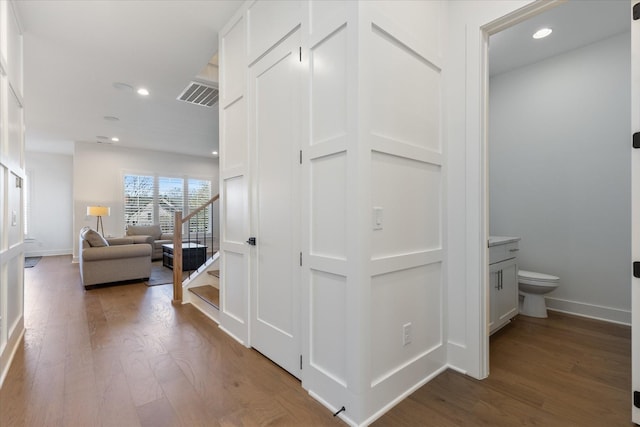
(489, 237, 520, 334)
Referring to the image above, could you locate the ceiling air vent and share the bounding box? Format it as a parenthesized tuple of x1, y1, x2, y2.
(177, 81, 219, 107)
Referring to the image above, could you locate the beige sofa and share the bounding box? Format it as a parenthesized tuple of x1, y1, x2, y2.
(79, 227, 152, 289)
(126, 224, 173, 260)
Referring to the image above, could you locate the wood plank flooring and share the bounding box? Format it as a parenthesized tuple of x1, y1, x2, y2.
(374, 313, 632, 427)
(0, 255, 632, 426)
(0, 256, 342, 427)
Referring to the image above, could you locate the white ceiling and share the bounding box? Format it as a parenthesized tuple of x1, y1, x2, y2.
(15, 1, 630, 157)
(14, 0, 243, 157)
(490, 0, 630, 77)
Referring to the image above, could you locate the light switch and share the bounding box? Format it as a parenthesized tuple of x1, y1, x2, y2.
(373, 207, 383, 230)
(11, 210, 17, 226)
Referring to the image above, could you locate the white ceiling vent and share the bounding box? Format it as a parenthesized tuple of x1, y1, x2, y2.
(177, 81, 218, 107)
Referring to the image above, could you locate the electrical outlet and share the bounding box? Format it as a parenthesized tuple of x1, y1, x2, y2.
(403, 322, 412, 346)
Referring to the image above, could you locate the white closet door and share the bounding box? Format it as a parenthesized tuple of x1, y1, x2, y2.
(249, 28, 302, 378)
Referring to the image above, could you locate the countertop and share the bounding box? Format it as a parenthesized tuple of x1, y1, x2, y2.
(488, 236, 521, 247)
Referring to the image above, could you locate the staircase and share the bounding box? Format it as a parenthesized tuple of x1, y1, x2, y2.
(182, 253, 220, 323)
(190, 270, 220, 308)
(171, 194, 221, 322)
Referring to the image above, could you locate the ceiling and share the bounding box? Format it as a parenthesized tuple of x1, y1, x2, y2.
(15, 1, 630, 157)
(14, 0, 243, 157)
(490, 0, 629, 76)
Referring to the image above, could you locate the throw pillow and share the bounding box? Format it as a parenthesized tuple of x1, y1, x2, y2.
(81, 227, 109, 247)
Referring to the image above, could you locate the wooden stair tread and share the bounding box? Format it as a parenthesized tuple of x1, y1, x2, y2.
(207, 270, 219, 278)
(189, 285, 219, 309)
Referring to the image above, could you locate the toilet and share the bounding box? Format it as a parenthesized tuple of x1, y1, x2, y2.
(518, 270, 560, 318)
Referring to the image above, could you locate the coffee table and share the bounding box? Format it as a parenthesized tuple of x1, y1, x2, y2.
(162, 243, 207, 271)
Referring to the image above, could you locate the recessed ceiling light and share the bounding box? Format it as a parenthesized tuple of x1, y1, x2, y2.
(212, 151, 218, 156)
(103, 116, 120, 121)
(137, 88, 150, 96)
(111, 137, 120, 142)
(532, 28, 552, 39)
(113, 82, 134, 91)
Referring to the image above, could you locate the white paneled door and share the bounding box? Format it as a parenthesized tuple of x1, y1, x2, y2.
(632, 1, 640, 423)
(250, 28, 302, 379)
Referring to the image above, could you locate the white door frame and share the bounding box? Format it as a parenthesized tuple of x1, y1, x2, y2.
(630, 0, 639, 423)
(477, 0, 565, 378)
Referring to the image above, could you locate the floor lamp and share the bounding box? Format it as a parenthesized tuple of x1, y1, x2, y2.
(87, 206, 110, 236)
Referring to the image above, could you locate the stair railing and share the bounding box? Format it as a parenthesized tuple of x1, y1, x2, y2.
(172, 194, 219, 303)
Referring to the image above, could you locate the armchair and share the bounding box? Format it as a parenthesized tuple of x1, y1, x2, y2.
(126, 224, 173, 260)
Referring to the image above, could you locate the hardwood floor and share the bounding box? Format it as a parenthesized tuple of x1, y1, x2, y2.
(0, 256, 342, 427)
(0, 255, 632, 426)
(374, 313, 632, 427)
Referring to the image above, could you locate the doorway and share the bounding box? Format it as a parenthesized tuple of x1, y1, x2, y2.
(483, 0, 632, 412)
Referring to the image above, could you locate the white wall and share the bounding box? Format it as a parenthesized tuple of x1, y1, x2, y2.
(72, 143, 219, 259)
(489, 33, 631, 324)
(24, 151, 73, 257)
(219, 1, 448, 425)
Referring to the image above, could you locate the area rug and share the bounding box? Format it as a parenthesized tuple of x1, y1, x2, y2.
(24, 257, 42, 268)
(145, 263, 174, 286)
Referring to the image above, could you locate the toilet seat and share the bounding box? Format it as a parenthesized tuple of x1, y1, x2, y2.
(518, 270, 559, 284)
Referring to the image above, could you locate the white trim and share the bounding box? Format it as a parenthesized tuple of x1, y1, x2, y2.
(218, 325, 247, 346)
(188, 298, 220, 324)
(0, 319, 24, 389)
(360, 364, 449, 427)
(545, 297, 631, 326)
(370, 343, 443, 387)
(24, 249, 72, 258)
(632, 0, 640, 423)
(307, 390, 357, 427)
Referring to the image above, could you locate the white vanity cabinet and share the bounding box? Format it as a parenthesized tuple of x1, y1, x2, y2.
(489, 237, 520, 334)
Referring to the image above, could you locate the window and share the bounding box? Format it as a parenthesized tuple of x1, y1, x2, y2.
(123, 173, 211, 233)
(124, 174, 154, 227)
(158, 177, 183, 233)
(189, 178, 212, 233)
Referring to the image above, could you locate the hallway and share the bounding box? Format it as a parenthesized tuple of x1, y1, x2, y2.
(0, 256, 342, 426)
(0, 255, 632, 426)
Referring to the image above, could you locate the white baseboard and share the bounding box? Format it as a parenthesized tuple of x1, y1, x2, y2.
(361, 363, 448, 427)
(307, 390, 357, 427)
(24, 249, 72, 257)
(545, 296, 631, 326)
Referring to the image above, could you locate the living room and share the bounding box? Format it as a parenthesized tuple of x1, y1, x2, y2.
(24, 143, 220, 262)
(17, 0, 231, 261)
(0, 0, 239, 388)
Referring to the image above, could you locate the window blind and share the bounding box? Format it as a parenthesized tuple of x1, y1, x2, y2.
(123, 174, 211, 234)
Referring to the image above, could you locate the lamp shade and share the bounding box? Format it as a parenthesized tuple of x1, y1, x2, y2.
(87, 206, 110, 217)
